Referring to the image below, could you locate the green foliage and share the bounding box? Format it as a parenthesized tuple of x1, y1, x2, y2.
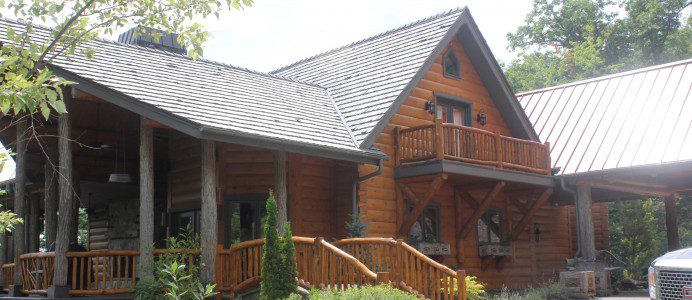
(77, 207, 88, 247)
(135, 225, 216, 300)
(445, 275, 487, 300)
(345, 213, 369, 238)
(491, 282, 568, 300)
(260, 190, 297, 300)
(287, 284, 419, 300)
(0, 204, 23, 246)
(280, 222, 298, 295)
(505, 0, 690, 92)
(0, 0, 253, 119)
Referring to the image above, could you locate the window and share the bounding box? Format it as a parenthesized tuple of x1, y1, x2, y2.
(443, 49, 461, 79)
(408, 205, 440, 244)
(225, 195, 267, 247)
(477, 207, 504, 246)
(436, 101, 471, 126)
(171, 209, 200, 237)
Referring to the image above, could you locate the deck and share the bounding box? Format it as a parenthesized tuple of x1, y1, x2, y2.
(394, 120, 551, 175)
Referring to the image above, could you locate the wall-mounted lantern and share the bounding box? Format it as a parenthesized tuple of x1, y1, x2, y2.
(534, 224, 541, 243)
(476, 109, 487, 126)
(425, 101, 435, 115)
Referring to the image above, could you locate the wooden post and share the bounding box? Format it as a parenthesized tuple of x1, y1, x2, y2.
(495, 131, 502, 168)
(273, 151, 288, 234)
(435, 119, 444, 159)
(0, 231, 5, 290)
(50, 108, 74, 297)
(544, 142, 551, 174)
(664, 195, 680, 251)
(393, 127, 401, 166)
(138, 118, 154, 277)
(456, 270, 467, 300)
(44, 139, 58, 249)
(10, 119, 27, 295)
(28, 193, 40, 252)
(200, 140, 218, 283)
(376, 272, 390, 284)
(576, 184, 596, 261)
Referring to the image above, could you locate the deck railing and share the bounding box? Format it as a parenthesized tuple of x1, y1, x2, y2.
(395, 119, 552, 175)
(2, 263, 14, 292)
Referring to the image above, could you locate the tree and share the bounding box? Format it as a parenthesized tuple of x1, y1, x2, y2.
(345, 212, 369, 238)
(0, 0, 252, 120)
(260, 190, 297, 300)
(505, 0, 690, 92)
(279, 222, 298, 298)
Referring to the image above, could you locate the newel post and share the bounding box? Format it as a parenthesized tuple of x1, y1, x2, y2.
(435, 119, 444, 160)
(314, 237, 324, 286)
(456, 270, 467, 300)
(376, 272, 390, 284)
(495, 131, 502, 168)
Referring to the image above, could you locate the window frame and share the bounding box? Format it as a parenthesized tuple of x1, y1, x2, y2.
(435, 92, 474, 127)
(442, 48, 462, 80)
(407, 203, 441, 244)
(476, 206, 505, 246)
(223, 193, 268, 247)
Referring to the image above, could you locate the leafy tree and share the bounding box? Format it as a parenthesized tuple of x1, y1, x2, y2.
(0, 0, 252, 119)
(260, 190, 297, 300)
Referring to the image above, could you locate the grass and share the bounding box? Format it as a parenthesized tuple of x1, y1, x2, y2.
(489, 282, 569, 300)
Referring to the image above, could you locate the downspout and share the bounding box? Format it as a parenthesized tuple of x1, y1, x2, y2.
(561, 177, 581, 258)
(352, 159, 384, 215)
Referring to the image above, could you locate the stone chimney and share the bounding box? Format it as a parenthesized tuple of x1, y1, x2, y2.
(117, 26, 186, 55)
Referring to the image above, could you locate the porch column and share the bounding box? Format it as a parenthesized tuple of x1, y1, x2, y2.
(50, 109, 74, 297)
(664, 195, 680, 251)
(0, 231, 6, 290)
(28, 193, 40, 252)
(200, 140, 218, 283)
(138, 118, 154, 277)
(44, 139, 58, 249)
(9, 119, 27, 296)
(576, 184, 596, 261)
(274, 151, 288, 233)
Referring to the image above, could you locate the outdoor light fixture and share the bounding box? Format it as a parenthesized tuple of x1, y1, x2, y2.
(425, 101, 435, 115)
(476, 109, 487, 126)
(534, 224, 541, 243)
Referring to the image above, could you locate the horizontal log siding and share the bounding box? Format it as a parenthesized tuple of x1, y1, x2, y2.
(358, 36, 571, 288)
(569, 203, 610, 254)
(168, 132, 202, 207)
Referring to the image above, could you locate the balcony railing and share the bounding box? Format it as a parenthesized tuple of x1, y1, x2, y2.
(394, 119, 552, 175)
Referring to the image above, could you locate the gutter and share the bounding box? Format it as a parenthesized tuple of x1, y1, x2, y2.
(352, 159, 384, 215)
(561, 177, 580, 258)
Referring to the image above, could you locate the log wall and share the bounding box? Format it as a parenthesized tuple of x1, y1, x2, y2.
(357, 36, 573, 288)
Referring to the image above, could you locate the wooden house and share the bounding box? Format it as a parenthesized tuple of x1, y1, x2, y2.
(0, 7, 687, 299)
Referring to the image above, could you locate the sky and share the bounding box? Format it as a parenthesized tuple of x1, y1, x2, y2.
(198, 0, 534, 72)
(0, 0, 535, 182)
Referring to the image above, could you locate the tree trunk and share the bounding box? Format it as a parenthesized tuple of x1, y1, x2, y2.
(138, 118, 154, 277)
(274, 151, 288, 234)
(200, 140, 217, 283)
(12, 119, 27, 286)
(44, 139, 58, 249)
(664, 195, 680, 251)
(53, 112, 74, 287)
(576, 184, 596, 260)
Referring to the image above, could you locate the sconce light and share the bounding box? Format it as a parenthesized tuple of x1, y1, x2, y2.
(476, 109, 487, 126)
(534, 224, 541, 243)
(425, 101, 435, 115)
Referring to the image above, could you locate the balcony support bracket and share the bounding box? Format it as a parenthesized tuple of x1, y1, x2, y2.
(397, 174, 448, 238)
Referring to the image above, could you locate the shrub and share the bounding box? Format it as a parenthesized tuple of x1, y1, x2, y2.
(288, 284, 418, 300)
(279, 222, 298, 294)
(445, 275, 487, 300)
(491, 282, 568, 300)
(344, 213, 368, 238)
(135, 225, 217, 300)
(260, 190, 297, 299)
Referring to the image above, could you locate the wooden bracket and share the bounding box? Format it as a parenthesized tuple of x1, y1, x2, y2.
(397, 174, 448, 236)
(508, 188, 553, 241)
(455, 181, 506, 240)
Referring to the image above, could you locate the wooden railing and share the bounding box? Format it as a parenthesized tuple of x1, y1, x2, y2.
(18, 252, 54, 295)
(334, 238, 466, 300)
(2, 263, 14, 292)
(66, 250, 139, 296)
(395, 119, 551, 175)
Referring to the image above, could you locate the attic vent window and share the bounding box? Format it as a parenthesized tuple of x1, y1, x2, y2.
(443, 49, 461, 79)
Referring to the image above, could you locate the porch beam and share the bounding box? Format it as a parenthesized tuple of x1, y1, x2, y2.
(10, 119, 27, 295)
(576, 184, 596, 260)
(44, 138, 58, 249)
(664, 195, 680, 251)
(397, 174, 447, 236)
(200, 140, 218, 283)
(274, 151, 287, 234)
(575, 178, 672, 198)
(138, 117, 154, 277)
(508, 188, 553, 241)
(456, 181, 506, 240)
(51, 104, 74, 297)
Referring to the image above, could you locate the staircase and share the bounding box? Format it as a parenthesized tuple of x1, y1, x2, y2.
(217, 237, 467, 300)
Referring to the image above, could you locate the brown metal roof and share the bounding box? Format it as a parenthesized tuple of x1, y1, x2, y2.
(517, 59, 692, 175)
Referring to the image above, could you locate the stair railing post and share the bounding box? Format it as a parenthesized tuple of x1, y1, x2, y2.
(314, 237, 323, 287)
(457, 269, 466, 300)
(376, 272, 390, 285)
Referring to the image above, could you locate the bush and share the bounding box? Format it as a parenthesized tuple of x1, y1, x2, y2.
(445, 275, 486, 300)
(491, 282, 568, 300)
(135, 225, 217, 300)
(260, 190, 297, 300)
(287, 284, 418, 300)
(344, 213, 368, 238)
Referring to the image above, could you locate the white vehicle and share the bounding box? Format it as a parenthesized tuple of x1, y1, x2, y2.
(649, 247, 692, 299)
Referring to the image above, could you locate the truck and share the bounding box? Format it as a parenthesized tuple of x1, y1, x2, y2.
(648, 247, 692, 299)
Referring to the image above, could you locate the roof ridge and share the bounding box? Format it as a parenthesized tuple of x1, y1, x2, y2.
(0, 17, 327, 89)
(270, 7, 466, 74)
(516, 58, 692, 96)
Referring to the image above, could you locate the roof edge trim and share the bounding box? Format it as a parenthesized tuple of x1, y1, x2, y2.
(325, 88, 358, 147)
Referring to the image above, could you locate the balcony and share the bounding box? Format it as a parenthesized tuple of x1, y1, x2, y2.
(394, 120, 551, 175)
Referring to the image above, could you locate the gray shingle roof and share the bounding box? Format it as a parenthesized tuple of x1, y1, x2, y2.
(0, 18, 385, 162)
(517, 59, 692, 175)
(272, 8, 465, 147)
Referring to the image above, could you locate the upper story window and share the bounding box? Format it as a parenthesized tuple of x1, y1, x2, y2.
(443, 49, 461, 79)
(408, 204, 440, 244)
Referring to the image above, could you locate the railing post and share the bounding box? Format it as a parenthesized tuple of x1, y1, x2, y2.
(376, 272, 390, 285)
(544, 142, 552, 174)
(456, 270, 466, 300)
(495, 131, 502, 168)
(395, 239, 404, 287)
(394, 127, 401, 166)
(314, 237, 323, 286)
(435, 119, 444, 160)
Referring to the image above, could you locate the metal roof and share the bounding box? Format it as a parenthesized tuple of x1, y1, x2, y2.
(0, 19, 385, 163)
(517, 59, 692, 175)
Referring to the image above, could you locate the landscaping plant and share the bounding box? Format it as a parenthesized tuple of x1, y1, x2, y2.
(345, 212, 369, 238)
(260, 190, 298, 300)
(287, 284, 418, 300)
